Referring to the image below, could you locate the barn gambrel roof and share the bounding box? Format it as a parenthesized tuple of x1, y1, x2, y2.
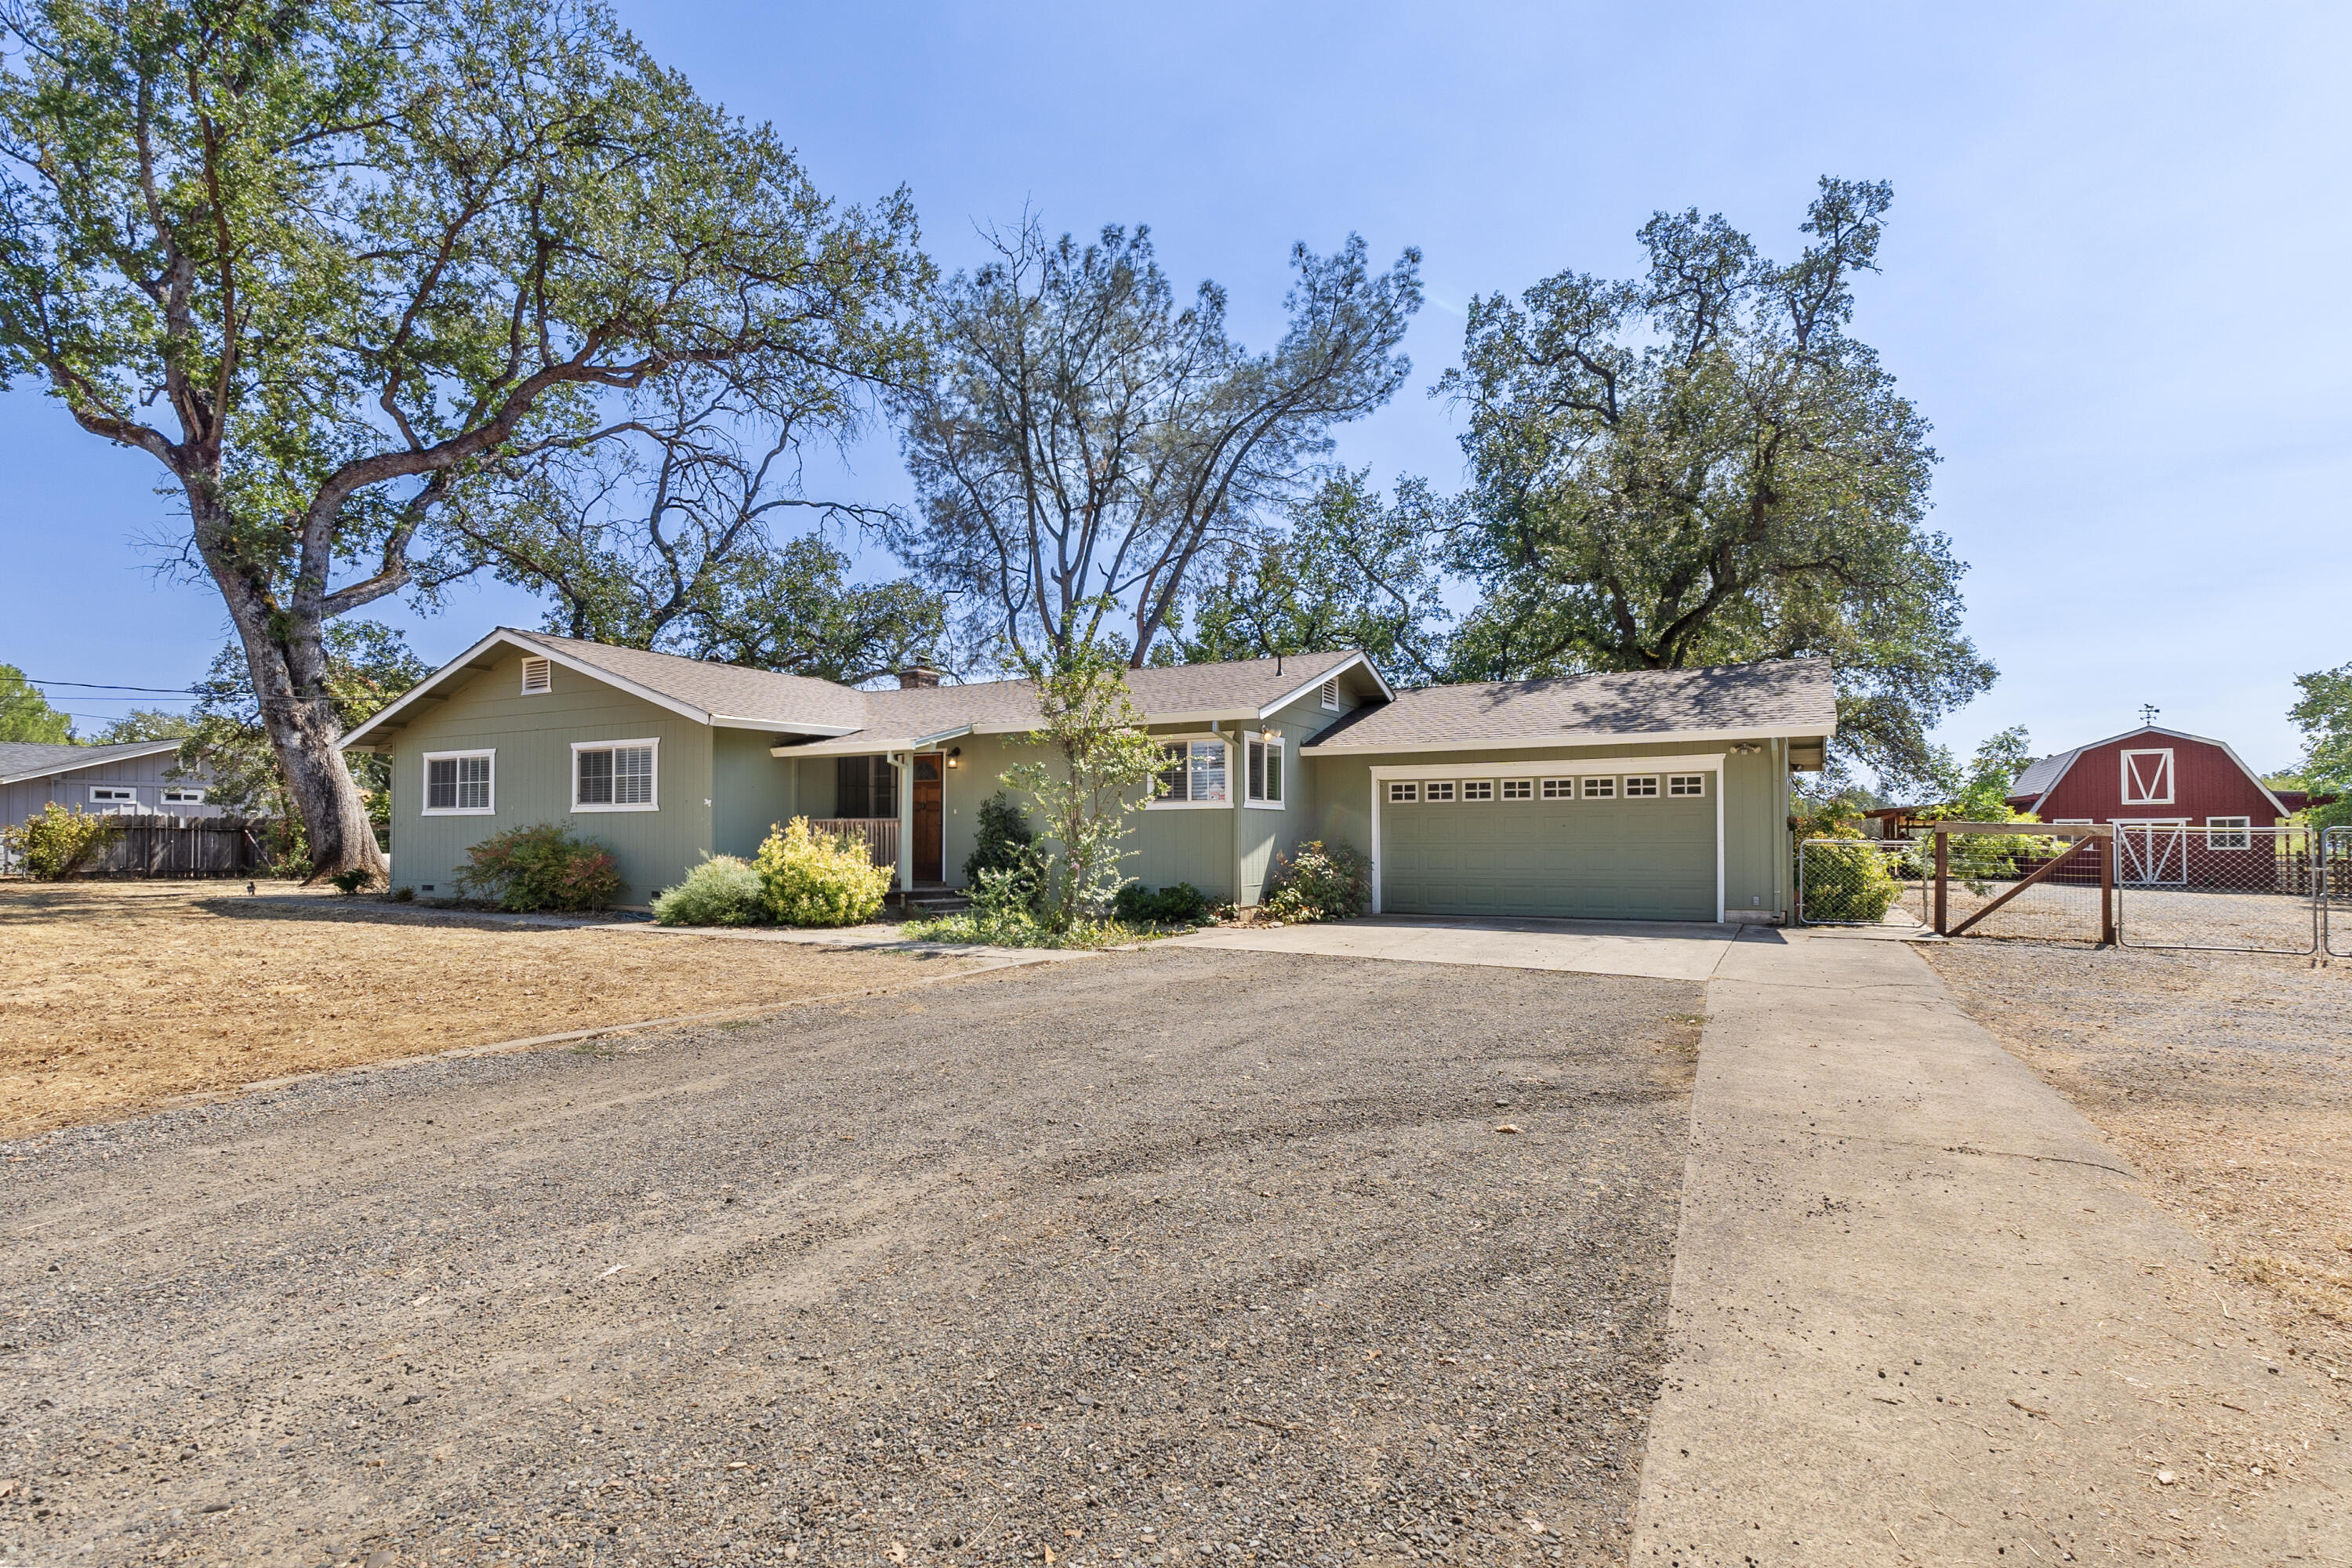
(2006, 724, 2288, 818)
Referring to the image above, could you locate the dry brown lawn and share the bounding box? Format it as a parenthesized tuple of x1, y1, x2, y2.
(0, 880, 967, 1140)
(1922, 941, 2352, 1359)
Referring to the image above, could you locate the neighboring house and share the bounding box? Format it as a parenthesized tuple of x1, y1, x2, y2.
(2005, 723, 2333, 882)
(339, 628, 1837, 921)
(0, 740, 219, 832)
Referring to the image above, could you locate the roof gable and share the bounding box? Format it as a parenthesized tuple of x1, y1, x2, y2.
(2007, 724, 2287, 818)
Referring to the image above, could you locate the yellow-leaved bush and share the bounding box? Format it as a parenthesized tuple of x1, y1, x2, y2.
(753, 817, 892, 927)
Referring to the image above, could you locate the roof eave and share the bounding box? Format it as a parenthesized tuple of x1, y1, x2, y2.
(0, 739, 185, 786)
(770, 724, 975, 759)
(1300, 720, 1835, 757)
(1256, 651, 1395, 718)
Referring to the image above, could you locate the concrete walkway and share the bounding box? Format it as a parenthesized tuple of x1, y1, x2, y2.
(1632, 928, 2350, 1563)
(1160, 913, 1741, 981)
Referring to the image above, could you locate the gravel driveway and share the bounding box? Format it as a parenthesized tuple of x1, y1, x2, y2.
(1, 947, 1700, 1568)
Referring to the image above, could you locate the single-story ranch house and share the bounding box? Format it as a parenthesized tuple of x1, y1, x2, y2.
(339, 629, 1836, 923)
(2, 739, 221, 830)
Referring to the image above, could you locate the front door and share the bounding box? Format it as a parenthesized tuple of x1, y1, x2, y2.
(913, 754, 944, 883)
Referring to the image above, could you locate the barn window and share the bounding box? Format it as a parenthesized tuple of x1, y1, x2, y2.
(2120, 748, 2174, 806)
(573, 739, 658, 811)
(2206, 816, 2251, 850)
(423, 750, 495, 815)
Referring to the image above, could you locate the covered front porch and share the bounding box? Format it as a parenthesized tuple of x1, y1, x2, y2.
(767, 740, 964, 894)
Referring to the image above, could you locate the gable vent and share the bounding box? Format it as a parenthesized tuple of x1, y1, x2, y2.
(520, 657, 553, 695)
(1319, 678, 1340, 710)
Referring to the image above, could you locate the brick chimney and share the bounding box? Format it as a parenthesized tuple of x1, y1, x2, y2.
(897, 666, 943, 689)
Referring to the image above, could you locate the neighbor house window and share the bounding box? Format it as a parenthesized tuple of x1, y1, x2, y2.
(520, 656, 553, 695)
(573, 739, 657, 811)
(1246, 734, 1285, 807)
(89, 786, 137, 804)
(423, 750, 495, 815)
(1581, 777, 1615, 799)
(1501, 778, 1534, 800)
(1387, 781, 1419, 804)
(160, 786, 206, 806)
(1541, 779, 1573, 800)
(1668, 774, 1706, 797)
(1461, 779, 1495, 801)
(1154, 740, 1229, 805)
(1319, 679, 1341, 710)
(2207, 815, 2251, 850)
(834, 755, 898, 818)
(1624, 775, 1661, 797)
(2120, 749, 2174, 806)
(1425, 780, 1457, 803)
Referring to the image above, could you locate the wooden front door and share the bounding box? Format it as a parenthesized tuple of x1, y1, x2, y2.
(913, 754, 944, 883)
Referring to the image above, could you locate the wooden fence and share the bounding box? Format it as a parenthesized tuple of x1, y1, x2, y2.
(1, 815, 267, 879)
(805, 817, 901, 871)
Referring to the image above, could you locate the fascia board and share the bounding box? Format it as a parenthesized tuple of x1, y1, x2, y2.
(710, 713, 861, 736)
(1258, 652, 1394, 717)
(338, 626, 522, 747)
(1301, 722, 1831, 757)
(1367, 750, 1726, 779)
(340, 629, 724, 745)
(0, 740, 183, 787)
(768, 725, 973, 759)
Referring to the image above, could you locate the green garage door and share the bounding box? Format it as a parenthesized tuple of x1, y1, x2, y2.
(1381, 782, 1716, 920)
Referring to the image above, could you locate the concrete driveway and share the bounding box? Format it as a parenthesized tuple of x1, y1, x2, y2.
(1160, 912, 1743, 980)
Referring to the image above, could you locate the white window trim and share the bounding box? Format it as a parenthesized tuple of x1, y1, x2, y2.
(160, 786, 207, 804)
(2205, 815, 2252, 850)
(1461, 779, 1497, 802)
(2119, 748, 2175, 806)
(1147, 735, 1233, 810)
(1500, 778, 1534, 800)
(571, 737, 660, 812)
(1624, 775, 1662, 797)
(422, 748, 497, 816)
(1424, 780, 1458, 803)
(89, 785, 138, 803)
(1243, 731, 1287, 811)
(520, 656, 554, 695)
(1667, 774, 1707, 797)
(1387, 781, 1420, 804)
(1541, 778, 1575, 800)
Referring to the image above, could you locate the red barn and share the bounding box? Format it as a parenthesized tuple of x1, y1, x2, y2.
(2006, 724, 2327, 884)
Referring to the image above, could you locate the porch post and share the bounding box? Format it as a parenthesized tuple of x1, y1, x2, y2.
(1369, 775, 1382, 915)
(895, 751, 914, 892)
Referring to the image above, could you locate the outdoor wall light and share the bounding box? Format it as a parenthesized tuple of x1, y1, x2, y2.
(946, 747, 962, 768)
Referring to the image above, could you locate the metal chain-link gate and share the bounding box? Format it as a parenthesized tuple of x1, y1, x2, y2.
(2327, 826, 2352, 959)
(2114, 824, 2318, 955)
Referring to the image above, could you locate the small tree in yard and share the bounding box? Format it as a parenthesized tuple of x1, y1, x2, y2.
(1002, 645, 1164, 932)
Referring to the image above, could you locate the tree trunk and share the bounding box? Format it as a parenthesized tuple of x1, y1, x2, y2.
(194, 493, 387, 883)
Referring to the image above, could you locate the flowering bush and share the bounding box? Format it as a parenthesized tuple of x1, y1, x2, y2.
(454, 822, 622, 912)
(1261, 840, 1370, 923)
(755, 817, 892, 927)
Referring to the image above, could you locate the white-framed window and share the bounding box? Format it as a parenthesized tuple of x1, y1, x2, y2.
(1245, 733, 1285, 808)
(2121, 748, 2174, 806)
(89, 785, 136, 803)
(1500, 778, 1534, 800)
(1425, 780, 1457, 803)
(160, 786, 206, 804)
(1319, 679, 1341, 710)
(1624, 775, 1661, 797)
(1387, 780, 1419, 804)
(1581, 777, 1615, 800)
(520, 656, 553, 695)
(1461, 779, 1495, 802)
(1667, 774, 1706, 797)
(1541, 778, 1573, 800)
(2207, 815, 2252, 850)
(423, 750, 495, 815)
(572, 739, 658, 811)
(1153, 739, 1229, 806)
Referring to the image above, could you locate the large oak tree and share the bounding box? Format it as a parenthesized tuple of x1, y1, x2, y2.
(1439, 179, 1991, 788)
(0, 0, 926, 876)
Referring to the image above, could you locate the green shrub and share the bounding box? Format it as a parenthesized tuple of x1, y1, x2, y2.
(964, 791, 1040, 887)
(1113, 880, 1209, 925)
(755, 817, 892, 927)
(1261, 840, 1370, 923)
(1798, 833, 1903, 922)
(454, 822, 622, 913)
(328, 866, 378, 895)
(2, 802, 123, 879)
(652, 855, 767, 927)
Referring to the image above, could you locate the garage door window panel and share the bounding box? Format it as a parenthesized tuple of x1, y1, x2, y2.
(1581, 777, 1615, 799)
(1668, 774, 1706, 797)
(1624, 775, 1660, 797)
(1388, 781, 1418, 804)
(1462, 779, 1495, 801)
(1425, 781, 1456, 803)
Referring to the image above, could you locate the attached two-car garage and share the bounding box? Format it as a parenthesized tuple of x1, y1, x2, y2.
(1374, 764, 1720, 922)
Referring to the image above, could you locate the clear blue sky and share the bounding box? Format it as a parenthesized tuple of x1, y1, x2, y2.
(5, 1, 2347, 774)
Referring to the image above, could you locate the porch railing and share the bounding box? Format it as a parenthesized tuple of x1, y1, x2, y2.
(806, 817, 900, 871)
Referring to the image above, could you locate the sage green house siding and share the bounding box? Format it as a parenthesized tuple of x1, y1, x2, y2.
(713, 728, 801, 860)
(384, 645, 713, 905)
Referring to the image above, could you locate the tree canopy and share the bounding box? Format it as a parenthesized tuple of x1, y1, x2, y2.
(2290, 661, 2352, 832)
(890, 220, 1420, 666)
(1436, 178, 1990, 789)
(0, 0, 927, 873)
(0, 664, 73, 742)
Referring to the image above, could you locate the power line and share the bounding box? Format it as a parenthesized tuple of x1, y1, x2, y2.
(18, 677, 201, 694)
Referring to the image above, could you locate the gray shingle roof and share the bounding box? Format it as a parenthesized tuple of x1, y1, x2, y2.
(1304, 659, 1837, 752)
(510, 630, 872, 731)
(0, 738, 183, 785)
(2008, 750, 2076, 801)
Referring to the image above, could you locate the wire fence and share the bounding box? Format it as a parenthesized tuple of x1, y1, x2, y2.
(2327, 827, 2352, 959)
(2115, 824, 2319, 955)
(1936, 831, 2111, 944)
(1797, 839, 1928, 927)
